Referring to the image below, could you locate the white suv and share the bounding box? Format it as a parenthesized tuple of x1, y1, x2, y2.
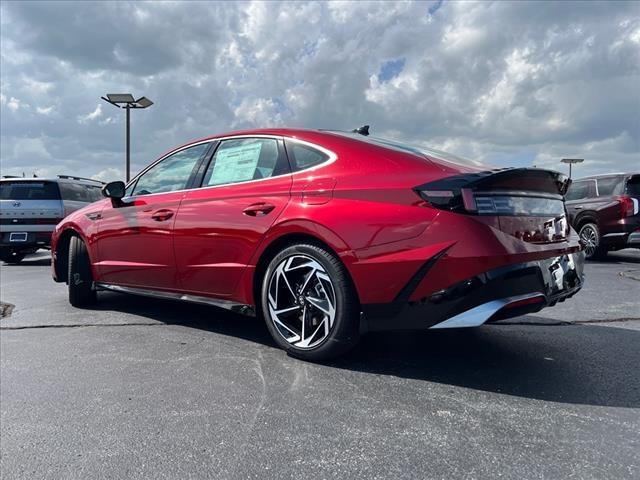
(0, 175, 104, 264)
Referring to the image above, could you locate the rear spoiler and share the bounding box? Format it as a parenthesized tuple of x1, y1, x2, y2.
(418, 168, 571, 196)
(415, 168, 571, 213)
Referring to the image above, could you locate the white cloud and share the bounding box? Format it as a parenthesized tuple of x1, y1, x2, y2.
(7, 96, 23, 112)
(36, 105, 53, 115)
(92, 167, 123, 182)
(77, 104, 102, 124)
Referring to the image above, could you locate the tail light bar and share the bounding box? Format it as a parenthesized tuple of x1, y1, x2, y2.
(415, 167, 569, 217)
(416, 188, 565, 217)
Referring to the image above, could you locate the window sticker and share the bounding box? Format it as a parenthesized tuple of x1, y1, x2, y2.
(207, 142, 262, 186)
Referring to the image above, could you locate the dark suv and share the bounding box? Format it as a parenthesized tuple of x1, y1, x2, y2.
(565, 173, 640, 259)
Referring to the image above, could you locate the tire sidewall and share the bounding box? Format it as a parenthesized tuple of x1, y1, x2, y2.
(260, 243, 359, 360)
(68, 236, 96, 306)
(579, 223, 604, 259)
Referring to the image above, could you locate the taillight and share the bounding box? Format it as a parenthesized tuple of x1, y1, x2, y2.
(617, 195, 635, 217)
(415, 189, 462, 211)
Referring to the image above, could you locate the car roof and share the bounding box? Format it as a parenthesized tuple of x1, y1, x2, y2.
(573, 173, 639, 181)
(0, 176, 103, 185)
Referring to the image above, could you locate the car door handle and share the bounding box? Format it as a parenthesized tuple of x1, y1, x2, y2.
(151, 209, 174, 221)
(243, 203, 275, 216)
(574, 206, 583, 210)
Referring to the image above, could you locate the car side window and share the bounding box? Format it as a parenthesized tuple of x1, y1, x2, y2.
(565, 181, 590, 201)
(596, 177, 624, 197)
(285, 140, 330, 171)
(202, 138, 287, 187)
(132, 143, 209, 196)
(59, 183, 103, 202)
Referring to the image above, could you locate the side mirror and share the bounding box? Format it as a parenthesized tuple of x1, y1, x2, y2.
(102, 181, 126, 200)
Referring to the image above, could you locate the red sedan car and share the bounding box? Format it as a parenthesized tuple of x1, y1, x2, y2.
(52, 128, 584, 360)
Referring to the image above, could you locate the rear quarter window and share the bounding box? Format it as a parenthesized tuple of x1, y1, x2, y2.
(0, 181, 61, 200)
(285, 141, 330, 172)
(596, 177, 624, 196)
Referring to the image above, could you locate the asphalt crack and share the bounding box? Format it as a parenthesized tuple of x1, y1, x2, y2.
(0, 322, 162, 331)
(619, 269, 640, 281)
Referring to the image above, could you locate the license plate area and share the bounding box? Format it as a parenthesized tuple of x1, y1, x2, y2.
(548, 254, 576, 292)
(9, 232, 28, 242)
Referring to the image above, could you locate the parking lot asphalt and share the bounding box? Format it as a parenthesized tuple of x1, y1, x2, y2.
(1, 250, 639, 479)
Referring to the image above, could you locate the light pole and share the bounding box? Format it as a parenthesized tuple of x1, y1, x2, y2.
(101, 94, 153, 182)
(561, 158, 584, 179)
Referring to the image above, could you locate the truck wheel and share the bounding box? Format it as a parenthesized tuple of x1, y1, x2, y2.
(68, 236, 97, 307)
(579, 223, 607, 260)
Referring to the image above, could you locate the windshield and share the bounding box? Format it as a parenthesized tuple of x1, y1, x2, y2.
(331, 131, 485, 168)
(0, 181, 61, 200)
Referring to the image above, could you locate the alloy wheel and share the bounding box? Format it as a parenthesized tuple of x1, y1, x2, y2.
(267, 254, 337, 349)
(580, 225, 598, 258)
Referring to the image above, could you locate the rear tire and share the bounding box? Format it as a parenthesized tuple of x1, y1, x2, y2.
(0, 249, 26, 264)
(68, 236, 97, 307)
(579, 223, 607, 260)
(261, 243, 360, 361)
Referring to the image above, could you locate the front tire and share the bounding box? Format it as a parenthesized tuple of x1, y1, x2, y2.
(579, 223, 607, 260)
(261, 243, 360, 361)
(68, 236, 97, 307)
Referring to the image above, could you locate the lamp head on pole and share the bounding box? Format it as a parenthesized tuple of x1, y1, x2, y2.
(561, 158, 584, 179)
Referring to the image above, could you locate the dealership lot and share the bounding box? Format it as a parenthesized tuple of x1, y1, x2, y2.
(1, 251, 639, 479)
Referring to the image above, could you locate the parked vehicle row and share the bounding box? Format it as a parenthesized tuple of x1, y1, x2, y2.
(565, 173, 640, 259)
(0, 176, 103, 264)
(51, 128, 584, 360)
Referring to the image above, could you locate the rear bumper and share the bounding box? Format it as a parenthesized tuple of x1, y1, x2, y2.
(362, 251, 585, 331)
(628, 231, 640, 247)
(601, 216, 640, 249)
(0, 231, 52, 249)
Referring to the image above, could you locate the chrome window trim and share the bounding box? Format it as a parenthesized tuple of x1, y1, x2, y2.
(122, 135, 337, 201)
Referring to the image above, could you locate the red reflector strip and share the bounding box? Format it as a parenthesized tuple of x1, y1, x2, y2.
(503, 295, 546, 309)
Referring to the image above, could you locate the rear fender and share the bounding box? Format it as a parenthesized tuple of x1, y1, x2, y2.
(234, 219, 354, 306)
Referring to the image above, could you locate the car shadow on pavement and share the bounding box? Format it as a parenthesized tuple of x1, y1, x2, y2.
(95, 291, 640, 409)
(332, 321, 640, 409)
(591, 250, 640, 264)
(2, 259, 52, 267)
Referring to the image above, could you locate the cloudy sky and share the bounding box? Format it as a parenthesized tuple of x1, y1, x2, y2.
(1, 0, 638, 181)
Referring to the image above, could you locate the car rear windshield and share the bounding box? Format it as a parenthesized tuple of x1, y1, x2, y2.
(0, 181, 61, 200)
(627, 175, 640, 196)
(331, 131, 485, 168)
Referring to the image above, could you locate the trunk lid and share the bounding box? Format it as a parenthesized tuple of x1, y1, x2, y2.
(415, 168, 571, 244)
